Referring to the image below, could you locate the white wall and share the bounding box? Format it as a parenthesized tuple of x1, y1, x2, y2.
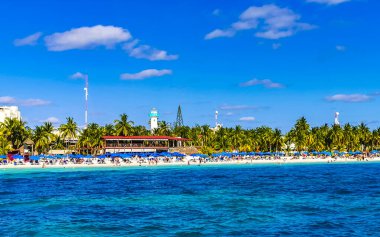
(0, 106, 21, 123)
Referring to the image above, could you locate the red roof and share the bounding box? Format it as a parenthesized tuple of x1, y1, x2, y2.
(102, 136, 190, 141)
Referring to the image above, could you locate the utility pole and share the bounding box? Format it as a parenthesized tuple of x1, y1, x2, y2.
(84, 75, 89, 129)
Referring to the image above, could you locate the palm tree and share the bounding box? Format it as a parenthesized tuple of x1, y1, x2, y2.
(59, 117, 79, 151)
(328, 125, 344, 151)
(370, 128, 380, 151)
(32, 126, 51, 154)
(343, 123, 359, 151)
(132, 125, 150, 136)
(214, 127, 231, 151)
(173, 125, 191, 138)
(154, 121, 172, 136)
(200, 125, 212, 147)
(357, 122, 371, 151)
(272, 128, 283, 152)
(78, 123, 103, 155)
(230, 126, 244, 151)
(1, 117, 29, 150)
(114, 113, 134, 136)
(255, 126, 273, 151)
(102, 124, 115, 136)
(0, 135, 11, 155)
(289, 117, 311, 152)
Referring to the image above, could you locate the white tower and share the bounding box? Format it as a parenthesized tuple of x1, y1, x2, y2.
(84, 75, 89, 129)
(334, 112, 340, 126)
(150, 108, 159, 132)
(215, 110, 218, 127)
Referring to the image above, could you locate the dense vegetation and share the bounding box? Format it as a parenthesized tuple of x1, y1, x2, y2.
(0, 114, 380, 155)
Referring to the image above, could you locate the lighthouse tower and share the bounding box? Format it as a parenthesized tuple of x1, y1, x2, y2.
(334, 112, 340, 126)
(149, 108, 159, 132)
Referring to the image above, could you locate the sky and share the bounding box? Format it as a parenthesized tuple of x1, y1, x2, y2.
(0, 0, 379, 132)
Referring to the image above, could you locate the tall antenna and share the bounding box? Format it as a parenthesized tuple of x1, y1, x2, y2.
(175, 105, 184, 127)
(215, 110, 218, 127)
(334, 112, 340, 126)
(84, 75, 89, 128)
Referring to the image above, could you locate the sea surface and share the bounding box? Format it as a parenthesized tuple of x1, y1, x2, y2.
(1, 163, 380, 236)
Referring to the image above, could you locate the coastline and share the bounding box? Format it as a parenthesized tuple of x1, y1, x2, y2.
(1, 157, 380, 170)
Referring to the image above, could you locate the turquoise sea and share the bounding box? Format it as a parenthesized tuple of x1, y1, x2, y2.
(1, 163, 380, 236)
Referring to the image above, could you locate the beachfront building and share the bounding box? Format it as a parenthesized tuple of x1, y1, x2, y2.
(102, 136, 189, 153)
(0, 106, 21, 123)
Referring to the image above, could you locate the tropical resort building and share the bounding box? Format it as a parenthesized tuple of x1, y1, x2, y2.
(0, 106, 21, 123)
(102, 136, 190, 153)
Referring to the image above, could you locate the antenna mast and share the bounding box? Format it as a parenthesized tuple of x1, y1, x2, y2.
(175, 105, 184, 127)
(84, 75, 88, 128)
(215, 111, 218, 127)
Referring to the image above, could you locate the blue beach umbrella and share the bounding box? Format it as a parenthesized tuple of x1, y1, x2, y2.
(13, 155, 23, 159)
(30, 156, 40, 161)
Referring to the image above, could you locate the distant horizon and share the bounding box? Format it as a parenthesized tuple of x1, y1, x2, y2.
(1, 0, 379, 131)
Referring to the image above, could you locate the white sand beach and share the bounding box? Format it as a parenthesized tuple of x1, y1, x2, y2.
(1, 156, 380, 169)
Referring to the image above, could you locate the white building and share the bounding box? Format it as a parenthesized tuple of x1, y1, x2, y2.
(149, 108, 159, 132)
(0, 106, 21, 123)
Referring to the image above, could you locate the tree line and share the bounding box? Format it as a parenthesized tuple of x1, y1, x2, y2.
(0, 114, 379, 155)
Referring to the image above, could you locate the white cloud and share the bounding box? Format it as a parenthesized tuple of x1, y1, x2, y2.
(239, 117, 256, 121)
(120, 69, 172, 80)
(326, 94, 371, 103)
(41, 25, 177, 61)
(20, 99, 51, 106)
(14, 32, 42, 46)
(70, 72, 87, 79)
(205, 29, 235, 40)
(336, 45, 346, 51)
(220, 105, 259, 110)
(39, 117, 59, 124)
(307, 0, 350, 5)
(240, 79, 284, 88)
(45, 25, 132, 51)
(0, 96, 17, 104)
(123, 40, 178, 61)
(205, 4, 315, 40)
(0, 96, 51, 106)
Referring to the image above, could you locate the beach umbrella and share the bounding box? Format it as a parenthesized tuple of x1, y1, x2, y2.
(190, 153, 208, 158)
(30, 156, 40, 161)
(13, 154, 23, 159)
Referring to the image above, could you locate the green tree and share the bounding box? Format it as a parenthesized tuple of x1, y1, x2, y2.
(59, 117, 79, 150)
(288, 117, 311, 152)
(1, 117, 29, 150)
(114, 114, 134, 136)
(78, 123, 103, 155)
(154, 121, 172, 136)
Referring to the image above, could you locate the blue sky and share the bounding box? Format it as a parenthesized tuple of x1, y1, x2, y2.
(0, 0, 379, 131)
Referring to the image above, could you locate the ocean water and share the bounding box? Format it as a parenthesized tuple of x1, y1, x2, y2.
(1, 163, 380, 236)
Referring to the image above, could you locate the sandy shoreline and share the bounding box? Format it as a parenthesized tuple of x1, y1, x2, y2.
(1, 157, 380, 170)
